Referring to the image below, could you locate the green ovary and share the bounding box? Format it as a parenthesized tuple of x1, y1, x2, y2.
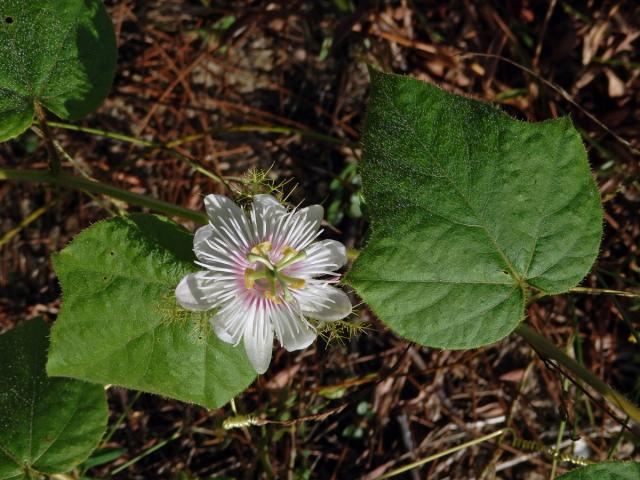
(244, 241, 306, 302)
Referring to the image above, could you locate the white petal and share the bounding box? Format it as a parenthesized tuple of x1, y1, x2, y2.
(243, 307, 274, 374)
(272, 304, 317, 351)
(204, 194, 244, 224)
(286, 205, 324, 249)
(213, 321, 238, 344)
(203, 194, 253, 249)
(193, 224, 213, 253)
(175, 272, 217, 311)
(251, 194, 287, 242)
(290, 239, 347, 277)
(253, 194, 287, 217)
(193, 224, 246, 271)
(297, 205, 323, 232)
(297, 285, 352, 321)
(210, 299, 247, 345)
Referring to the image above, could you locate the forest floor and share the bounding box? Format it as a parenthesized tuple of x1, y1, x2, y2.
(1, 1, 639, 478)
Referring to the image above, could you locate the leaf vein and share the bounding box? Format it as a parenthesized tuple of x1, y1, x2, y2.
(383, 86, 523, 283)
(30, 388, 83, 467)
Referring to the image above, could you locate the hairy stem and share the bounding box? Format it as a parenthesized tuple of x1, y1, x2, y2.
(569, 286, 640, 298)
(47, 121, 227, 186)
(0, 168, 207, 224)
(515, 323, 640, 423)
(378, 429, 506, 479)
(48, 121, 355, 148)
(34, 104, 61, 174)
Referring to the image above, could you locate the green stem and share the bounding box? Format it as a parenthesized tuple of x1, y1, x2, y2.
(100, 391, 142, 447)
(258, 425, 276, 480)
(110, 430, 181, 475)
(48, 121, 156, 147)
(0, 168, 207, 224)
(569, 286, 640, 298)
(224, 124, 357, 148)
(47, 121, 227, 185)
(0, 196, 61, 247)
(378, 429, 506, 479)
(550, 367, 570, 479)
(549, 420, 567, 480)
(47, 120, 356, 149)
(47, 121, 357, 187)
(607, 416, 629, 459)
(515, 323, 640, 423)
(35, 104, 61, 174)
(596, 275, 640, 344)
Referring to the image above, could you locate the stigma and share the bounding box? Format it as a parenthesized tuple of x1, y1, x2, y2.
(244, 241, 306, 302)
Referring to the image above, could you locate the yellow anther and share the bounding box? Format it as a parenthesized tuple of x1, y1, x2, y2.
(250, 241, 272, 256)
(281, 246, 298, 257)
(245, 243, 306, 302)
(288, 278, 306, 289)
(279, 273, 305, 289)
(244, 268, 268, 289)
(244, 268, 256, 289)
(265, 290, 281, 304)
(276, 245, 307, 270)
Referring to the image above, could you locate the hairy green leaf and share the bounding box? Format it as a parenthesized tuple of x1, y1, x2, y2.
(347, 70, 602, 348)
(47, 214, 256, 408)
(557, 462, 640, 479)
(0, 318, 107, 480)
(0, 0, 117, 141)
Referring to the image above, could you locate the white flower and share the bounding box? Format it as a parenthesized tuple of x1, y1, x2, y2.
(175, 194, 352, 374)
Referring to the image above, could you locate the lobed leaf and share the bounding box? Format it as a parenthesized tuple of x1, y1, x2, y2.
(347, 70, 603, 349)
(0, 0, 117, 141)
(47, 214, 257, 409)
(556, 461, 640, 479)
(0, 318, 108, 480)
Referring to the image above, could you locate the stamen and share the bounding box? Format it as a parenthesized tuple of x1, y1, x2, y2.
(250, 240, 272, 256)
(245, 241, 308, 302)
(276, 248, 307, 270)
(279, 273, 306, 289)
(282, 285, 293, 302)
(267, 273, 278, 298)
(265, 290, 282, 304)
(245, 271, 255, 290)
(246, 254, 274, 269)
(281, 246, 297, 257)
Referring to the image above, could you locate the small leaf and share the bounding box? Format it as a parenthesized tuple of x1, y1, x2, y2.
(347, 70, 603, 349)
(0, 318, 108, 479)
(556, 461, 640, 479)
(47, 214, 257, 408)
(0, 0, 117, 141)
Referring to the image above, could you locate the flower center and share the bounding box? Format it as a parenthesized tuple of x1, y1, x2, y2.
(244, 241, 306, 302)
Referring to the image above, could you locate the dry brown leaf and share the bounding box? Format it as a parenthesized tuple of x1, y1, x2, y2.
(604, 68, 626, 97)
